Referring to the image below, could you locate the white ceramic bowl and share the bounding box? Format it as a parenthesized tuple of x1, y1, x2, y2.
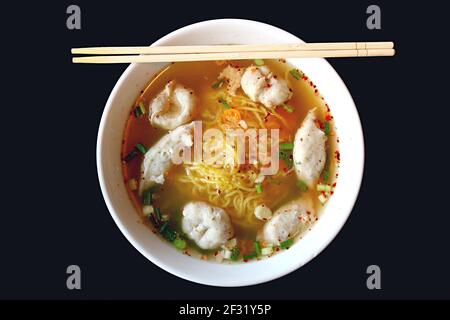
(97, 19, 364, 287)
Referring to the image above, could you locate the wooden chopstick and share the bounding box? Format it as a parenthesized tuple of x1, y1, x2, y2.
(71, 42, 394, 55)
(72, 48, 395, 64)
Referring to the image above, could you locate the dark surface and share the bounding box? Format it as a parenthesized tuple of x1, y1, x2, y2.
(1, 1, 447, 299)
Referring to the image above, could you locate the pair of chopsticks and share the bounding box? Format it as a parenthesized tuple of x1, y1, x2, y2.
(71, 42, 395, 64)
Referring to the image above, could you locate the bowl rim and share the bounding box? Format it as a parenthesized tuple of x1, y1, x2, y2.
(96, 18, 365, 287)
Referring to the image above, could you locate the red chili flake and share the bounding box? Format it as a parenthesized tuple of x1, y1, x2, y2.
(325, 114, 332, 121)
(330, 191, 334, 195)
(332, 182, 337, 187)
(302, 76, 308, 81)
(335, 150, 341, 161)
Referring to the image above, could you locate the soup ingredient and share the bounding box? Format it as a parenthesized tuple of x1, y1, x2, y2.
(255, 183, 263, 194)
(279, 238, 294, 249)
(173, 238, 187, 250)
(230, 246, 240, 261)
(296, 180, 308, 192)
(254, 204, 272, 220)
(181, 201, 234, 250)
(211, 79, 224, 89)
(127, 178, 138, 191)
(148, 80, 196, 130)
(218, 65, 243, 96)
(135, 143, 147, 155)
(289, 68, 303, 80)
(139, 122, 194, 194)
(254, 59, 264, 66)
(261, 246, 273, 256)
(281, 103, 295, 113)
(263, 199, 315, 245)
(133, 102, 146, 117)
(142, 204, 154, 216)
(240, 66, 292, 109)
(293, 110, 327, 188)
(253, 241, 262, 256)
(123, 149, 138, 162)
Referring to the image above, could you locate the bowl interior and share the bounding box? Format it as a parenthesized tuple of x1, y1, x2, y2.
(97, 19, 364, 287)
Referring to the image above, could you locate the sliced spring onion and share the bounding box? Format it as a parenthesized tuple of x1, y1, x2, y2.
(222, 249, 232, 259)
(254, 59, 264, 66)
(280, 238, 294, 249)
(255, 183, 263, 194)
(123, 149, 138, 162)
(128, 178, 138, 191)
(159, 221, 169, 233)
(219, 97, 231, 109)
(135, 143, 147, 155)
(289, 69, 302, 80)
(317, 184, 332, 192)
(138, 101, 146, 114)
(279, 142, 294, 150)
(142, 189, 152, 205)
(212, 79, 224, 89)
(243, 252, 257, 260)
(322, 170, 330, 183)
(261, 247, 273, 256)
(159, 221, 177, 241)
(279, 151, 293, 168)
(296, 180, 308, 192)
(173, 238, 186, 250)
(318, 194, 328, 205)
(133, 107, 143, 117)
(142, 205, 154, 217)
(254, 241, 262, 256)
(154, 207, 162, 222)
(324, 121, 331, 136)
(282, 104, 295, 113)
(133, 102, 146, 117)
(230, 247, 240, 261)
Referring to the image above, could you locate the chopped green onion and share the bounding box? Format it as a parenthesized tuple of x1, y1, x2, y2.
(289, 69, 302, 80)
(254, 59, 264, 66)
(173, 238, 186, 250)
(282, 104, 295, 113)
(280, 238, 294, 249)
(142, 205, 154, 217)
(159, 221, 169, 233)
(279, 142, 294, 150)
(318, 194, 328, 205)
(128, 178, 138, 191)
(154, 207, 162, 221)
(212, 79, 224, 89)
(139, 101, 146, 114)
(123, 150, 138, 162)
(230, 247, 240, 261)
(254, 241, 262, 256)
(133, 107, 142, 117)
(255, 183, 263, 193)
(317, 184, 332, 192)
(243, 252, 257, 260)
(133, 102, 146, 117)
(261, 247, 273, 256)
(324, 121, 331, 136)
(135, 143, 147, 155)
(279, 151, 293, 168)
(296, 180, 308, 192)
(142, 189, 152, 205)
(219, 97, 231, 109)
(159, 221, 177, 241)
(322, 170, 330, 183)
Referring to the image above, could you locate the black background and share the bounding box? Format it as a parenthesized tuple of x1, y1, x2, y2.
(1, 1, 447, 299)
